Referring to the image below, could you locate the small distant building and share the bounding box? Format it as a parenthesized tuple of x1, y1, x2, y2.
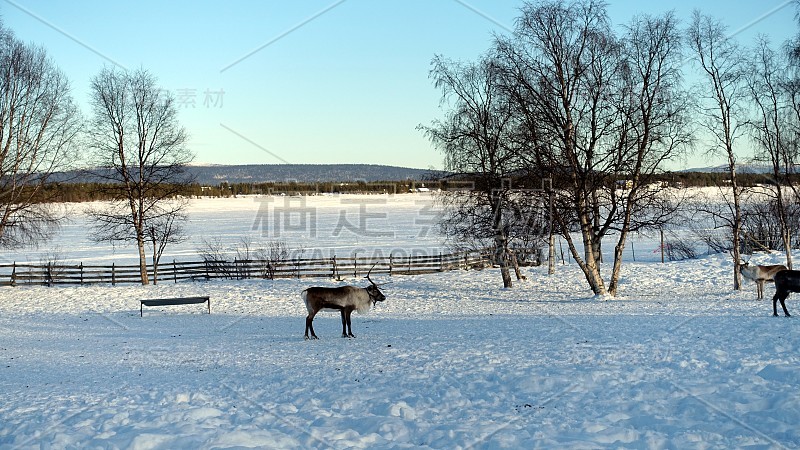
(616, 179, 633, 189)
(648, 181, 670, 189)
(412, 183, 431, 193)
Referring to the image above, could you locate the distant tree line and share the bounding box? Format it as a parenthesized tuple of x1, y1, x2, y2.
(26, 180, 439, 203)
(26, 171, 797, 205)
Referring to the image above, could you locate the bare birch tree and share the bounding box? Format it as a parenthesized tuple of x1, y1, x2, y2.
(606, 12, 693, 295)
(87, 67, 192, 285)
(746, 36, 796, 268)
(495, 0, 618, 295)
(493, 0, 690, 296)
(0, 21, 80, 249)
(420, 55, 521, 287)
(688, 11, 748, 290)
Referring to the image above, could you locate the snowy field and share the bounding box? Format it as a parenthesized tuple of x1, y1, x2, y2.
(1, 195, 800, 449)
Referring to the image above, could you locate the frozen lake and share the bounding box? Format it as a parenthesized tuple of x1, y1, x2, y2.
(4, 194, 447, 265)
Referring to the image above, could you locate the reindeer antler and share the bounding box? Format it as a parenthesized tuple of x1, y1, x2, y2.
(366, 263, 378, 286)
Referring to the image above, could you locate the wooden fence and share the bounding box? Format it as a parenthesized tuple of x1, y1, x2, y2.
(0, 247, 513, 287)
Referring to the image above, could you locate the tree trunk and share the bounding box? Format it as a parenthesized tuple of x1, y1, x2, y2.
(152, 247, 159, 286)
(560, 213, 607, 296)
(608, 230, 629, 297)
(582, 251, 606, 296)
(775, 185, 793, 270)
(507, 248, 525, 281)
(591, 189, 603, 264)
(494, 233, 512, 288)
(578, 204, 607, 296)
(137, 234, 149, 285)
(730, 164, 742, 291)
(548, 181, 555, 275)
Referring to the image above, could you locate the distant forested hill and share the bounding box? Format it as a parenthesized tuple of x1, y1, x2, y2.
(53, 164, 442, 184)
(186, 164, 440, 184)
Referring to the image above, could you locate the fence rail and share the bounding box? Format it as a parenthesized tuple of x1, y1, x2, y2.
(0, 247, 524, 287)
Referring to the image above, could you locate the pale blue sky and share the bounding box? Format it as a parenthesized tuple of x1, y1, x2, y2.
(2, 1, 797, 170)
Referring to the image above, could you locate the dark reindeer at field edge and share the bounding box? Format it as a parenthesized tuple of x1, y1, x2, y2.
(771, 269, 800, 317)
(302, 266, 387, 339)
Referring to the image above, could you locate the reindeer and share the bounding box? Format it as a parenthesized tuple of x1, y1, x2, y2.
(302, 265, 386, 339)
(770, 269, 800, 316)
(739, 261, 788, 300)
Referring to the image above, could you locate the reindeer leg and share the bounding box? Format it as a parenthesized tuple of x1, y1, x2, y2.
(340, 309, 348, 338)
(305, 313, 319, 340)
(345, 308, 355, 338)
(780, 296, 791, 317)
(773, 293, 783, 317)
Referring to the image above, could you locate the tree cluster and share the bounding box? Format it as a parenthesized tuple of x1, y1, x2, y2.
(0, 20, 193, 285)
(0, 21, 81, 249)
(423, 0, 800, 295)
(423, 0, 693, 294)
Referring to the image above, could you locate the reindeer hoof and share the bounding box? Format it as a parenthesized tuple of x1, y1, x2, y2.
(305, 335, 318, 340)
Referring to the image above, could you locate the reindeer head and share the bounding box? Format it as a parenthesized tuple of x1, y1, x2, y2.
(732, 251, 751, 271)
(366, 264, 387, 305)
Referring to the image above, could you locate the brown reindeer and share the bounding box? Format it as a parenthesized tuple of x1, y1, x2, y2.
(739, 262, 788, 300)
(302, 265, 386, 339)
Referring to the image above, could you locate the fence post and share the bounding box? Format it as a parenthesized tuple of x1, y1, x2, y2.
(353, 253, 358, 278)
(11, 262, 16, 287)
(389, 254, 393, 276)
(439, 252, 443, 272)
(111, 263, 116, 286)
(173, 260, 178, 284)
(80, 262, 84, 286)
(332, 256, 338, 280)
(46, 262, 52, 287)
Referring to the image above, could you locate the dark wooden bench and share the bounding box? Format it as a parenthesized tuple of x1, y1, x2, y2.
(140, 296, 210, 317)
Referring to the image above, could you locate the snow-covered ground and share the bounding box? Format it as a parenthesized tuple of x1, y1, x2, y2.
(1, 195, 799, 449)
